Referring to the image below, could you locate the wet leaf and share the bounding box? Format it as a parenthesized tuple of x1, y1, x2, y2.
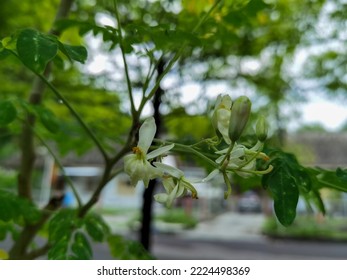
(16, 29, 58, 73)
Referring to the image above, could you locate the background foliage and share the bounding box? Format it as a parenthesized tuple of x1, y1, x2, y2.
(0, 0, 346, 260)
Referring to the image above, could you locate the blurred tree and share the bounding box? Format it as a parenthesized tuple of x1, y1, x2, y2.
(296, 122, 327, 133)
(297, 0, 347, 99)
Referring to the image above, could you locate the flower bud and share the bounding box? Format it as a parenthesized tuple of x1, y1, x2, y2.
(228, 96, 251, 142)
(211, 94, 233, 143)
(256, 115, 268, 142)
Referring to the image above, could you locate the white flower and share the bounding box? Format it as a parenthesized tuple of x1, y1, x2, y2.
(124, 117, 174, 187)
(215, 141, 269, 178)
(153, 163, 198, 208)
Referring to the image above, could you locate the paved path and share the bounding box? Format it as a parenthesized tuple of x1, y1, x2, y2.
(101, 212, 347, 259)
(151, 234, 347, 260)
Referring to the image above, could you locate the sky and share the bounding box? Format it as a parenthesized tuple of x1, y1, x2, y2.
(295, 96, 347, 131)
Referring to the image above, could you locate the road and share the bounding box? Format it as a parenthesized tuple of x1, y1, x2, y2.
(95, 212, 347, 260)
(91, 233, 347, 260)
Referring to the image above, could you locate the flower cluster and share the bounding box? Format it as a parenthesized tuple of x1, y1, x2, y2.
(123, 117, 197, 207)
(208, 94, 272, 196)
(123, 95, 272, 207)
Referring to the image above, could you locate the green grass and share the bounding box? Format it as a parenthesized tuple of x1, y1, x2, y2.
(156, 208, 198, 229)
(262, 215, 347, 242)
(93, 207, 137, 216)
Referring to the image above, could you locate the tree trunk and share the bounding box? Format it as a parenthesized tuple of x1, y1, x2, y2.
(139, 59, 165, 251)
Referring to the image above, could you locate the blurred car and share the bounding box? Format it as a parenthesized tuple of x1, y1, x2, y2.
(237, 191, 262, 213)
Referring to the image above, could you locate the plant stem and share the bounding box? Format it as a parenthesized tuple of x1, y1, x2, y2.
(78, 161, 113, 218)
(317, 179, 347, 192)
(153, 139, 219, 169)
(220, 141, 235, 170)
(223, 172, 232, 199)
(113, 0, 136, 116)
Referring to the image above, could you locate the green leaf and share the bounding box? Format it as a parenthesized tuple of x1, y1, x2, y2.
(48, 237, 69, 260)
(71, 232, 92, 260)
(16, 29, 58, 73)
(49, 209, 77, 243)
(59, 44, 88, 63)
(0, 101, 17, 126)
(18, 199, 41, 223)
(0, 190, 40, 223)
(0, 198, 15, 222)
(267, 164, 299, 226)
(0, 44, 11, 60)
(312, 168, 347, 192)
(311, 189, 326, 215)
(336, 168, 347, 183)
(107, 234, 154, 260)
(48, 209, 77, 260)
(107, 235, 126, 259)
(263, 151, 302, 226)
(182, 0, 214, 14)
(35, 106, 60, 133)
(294, 169, 312, 193)
(0, 223, 8, 241)
(84, 213, 110, 242)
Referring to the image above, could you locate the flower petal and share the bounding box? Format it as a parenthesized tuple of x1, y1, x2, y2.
(201, 169, 220, 182)
(249, 140, 263, 152)
(147, 144, 174, 160)
(153, 162, 184, 178)
(124, 154, 162, 187)
(138, 117, 156, 154)
(220, 95, 232, 109)
(166, 184, 179, 208)
(154, 193, 169, 204)
(217, 109, 231, 144)
(175, 181, 187, 197)
(162, 177, 176, 192)
(230, 146, 246, 158)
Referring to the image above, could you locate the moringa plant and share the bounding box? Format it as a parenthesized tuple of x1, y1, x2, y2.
(0, 0, 346, 260)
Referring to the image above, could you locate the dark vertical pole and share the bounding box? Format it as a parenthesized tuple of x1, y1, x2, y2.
(139, 59, 165, 251)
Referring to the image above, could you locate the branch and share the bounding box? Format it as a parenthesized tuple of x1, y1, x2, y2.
(9, 198, 62, 259)
(24, 243, 51, 260)
(113, 0, 136, 116)
(78, 145, 131, 218)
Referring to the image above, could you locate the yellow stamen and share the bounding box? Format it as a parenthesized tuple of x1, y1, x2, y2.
(132, 146, 142, 154)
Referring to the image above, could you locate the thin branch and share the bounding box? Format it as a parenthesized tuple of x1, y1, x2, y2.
(24, 243, 51, 260)
(143, 53, 165, 97)
(153, 139, 219, 169)
(79, 139, 135, 218)
(113, 0, 136, 116)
